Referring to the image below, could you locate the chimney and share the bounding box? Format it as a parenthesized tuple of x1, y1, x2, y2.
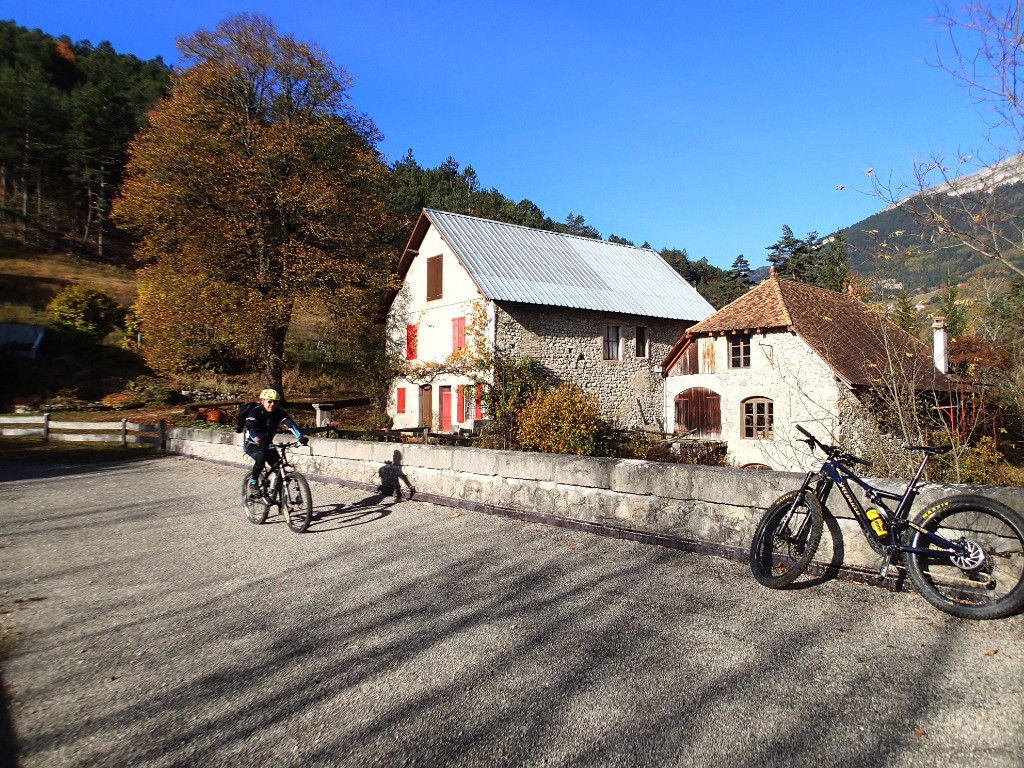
(932, 317, 948, 374)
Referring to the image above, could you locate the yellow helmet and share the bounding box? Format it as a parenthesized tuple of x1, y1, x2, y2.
(259, 388, 279, 401)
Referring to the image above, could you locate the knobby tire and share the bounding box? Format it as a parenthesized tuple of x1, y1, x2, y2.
(750, 491, 824, 588)
(905, 494, 1024, 620)
(242, 472, 269, 525)
(282, 473, 312, 533)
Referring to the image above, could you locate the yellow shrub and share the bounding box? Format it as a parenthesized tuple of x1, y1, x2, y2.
(515, 385, 601, 456)
(101, 392, 144, 410)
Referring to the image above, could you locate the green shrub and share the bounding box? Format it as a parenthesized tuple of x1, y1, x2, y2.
(482, 355, 546, 448)
(516, 384, 602, 456)
(47, 286, 123, 341)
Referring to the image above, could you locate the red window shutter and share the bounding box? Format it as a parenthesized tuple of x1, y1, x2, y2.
(456, 386, 465, 422)
(452, 316, 466, 351)
(406, 325, 418, 360)
(474, 384, 483, 419)
(396, 387, 406, 414)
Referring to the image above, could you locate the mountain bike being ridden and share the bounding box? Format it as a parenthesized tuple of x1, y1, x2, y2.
(242, 439, 314, 533)
(241, 389, 312, 533)
(243, 388, 308, 495)
(749, 425, 1024, 620)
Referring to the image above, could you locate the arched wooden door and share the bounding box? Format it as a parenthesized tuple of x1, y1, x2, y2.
(673, 387, 722, 438)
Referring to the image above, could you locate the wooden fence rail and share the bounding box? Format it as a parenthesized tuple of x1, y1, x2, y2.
(0, 413, 165, 447)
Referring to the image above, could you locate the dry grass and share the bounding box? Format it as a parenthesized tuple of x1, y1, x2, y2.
(0, 247, 138, 316)
(1, 242, 366, 414)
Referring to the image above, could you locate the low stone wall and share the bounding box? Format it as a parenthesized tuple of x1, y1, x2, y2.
(167, 427, 1024, 583)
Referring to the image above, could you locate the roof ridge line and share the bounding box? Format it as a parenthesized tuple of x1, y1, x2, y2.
(424, 208, 658, 252)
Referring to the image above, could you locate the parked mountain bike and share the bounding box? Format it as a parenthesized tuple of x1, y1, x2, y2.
(749, 425, 1024, 620)
(242, 440, 313, 533)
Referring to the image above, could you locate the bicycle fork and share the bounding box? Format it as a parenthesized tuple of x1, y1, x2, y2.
(274, 470, 297, 526)
(778, 472, 828, 544)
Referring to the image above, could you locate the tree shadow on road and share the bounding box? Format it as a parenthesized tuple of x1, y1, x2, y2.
(2, 457, 1010, 768)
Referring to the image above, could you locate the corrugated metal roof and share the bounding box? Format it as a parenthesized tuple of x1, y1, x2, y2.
(424, 209, 715, 322)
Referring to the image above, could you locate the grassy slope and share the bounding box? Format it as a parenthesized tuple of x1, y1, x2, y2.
(0, 241, 367, 417)
(0, 241, 138, 324)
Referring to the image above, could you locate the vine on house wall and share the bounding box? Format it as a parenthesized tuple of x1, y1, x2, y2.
(397, 300, 494, 385)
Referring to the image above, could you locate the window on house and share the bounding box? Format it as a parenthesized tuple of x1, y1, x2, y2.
(405, 324, 418, 360)
(636, 326, 649, 358)
(396, 387, 406, 414)
(742, 397, 774, 439)
(673, 387, 722, 438)
(426, 255, 443, 301)
(729, 334, 751, 368)
(452, 316, 466, 351)
(603, 325, 621, 360)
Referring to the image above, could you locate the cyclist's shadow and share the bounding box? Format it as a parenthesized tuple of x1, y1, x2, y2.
(309, 450, 415, 532)
(311, 496, 392, 531)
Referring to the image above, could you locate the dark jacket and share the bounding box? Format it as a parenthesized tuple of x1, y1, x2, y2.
(243, 405, 301, 446)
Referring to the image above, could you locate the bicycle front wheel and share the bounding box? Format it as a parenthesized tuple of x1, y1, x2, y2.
(282, 473, 312, 533)
(242, 473, 269, 525)
(749, 490, 824, 588)
(905, 495, 1024, 620)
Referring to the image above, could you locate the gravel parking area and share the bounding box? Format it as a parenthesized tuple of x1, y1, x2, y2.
(1, 454, 1022, 767)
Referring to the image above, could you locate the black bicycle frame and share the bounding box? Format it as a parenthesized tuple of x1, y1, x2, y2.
(791, 451, 965, 559)
(264, 444, 297, 503)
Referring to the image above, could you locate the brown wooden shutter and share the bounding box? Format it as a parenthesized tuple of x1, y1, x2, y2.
(701, 338, 716, 373)
(426, 255, 443, 300)
(682, 342, 699, 374)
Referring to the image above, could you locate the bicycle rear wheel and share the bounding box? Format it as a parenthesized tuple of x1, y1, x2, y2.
(749, 490, 824, 588)
(905, 495, 1024, 620)
(242, 473, 269, 525)
(282, 473, 312, 533)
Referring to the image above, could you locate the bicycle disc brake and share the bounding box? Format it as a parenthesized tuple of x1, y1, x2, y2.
(951, 538, 987, 571)
(948, 538, 998, 589)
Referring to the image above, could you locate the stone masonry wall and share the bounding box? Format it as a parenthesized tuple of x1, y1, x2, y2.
(168, 427, 1024, 581)
(494, 302, 691, 430)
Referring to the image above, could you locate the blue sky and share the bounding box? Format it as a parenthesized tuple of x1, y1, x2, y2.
(3, 1, 996, 268)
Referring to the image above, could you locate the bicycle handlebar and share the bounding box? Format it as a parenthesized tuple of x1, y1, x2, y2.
(795, 425, 870, 467)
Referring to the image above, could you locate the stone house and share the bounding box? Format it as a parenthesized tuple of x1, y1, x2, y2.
(660, 274, 954, 471)
(386, 209, 715, 432)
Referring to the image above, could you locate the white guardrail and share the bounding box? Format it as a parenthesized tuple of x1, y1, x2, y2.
(0, 413, 165, 446)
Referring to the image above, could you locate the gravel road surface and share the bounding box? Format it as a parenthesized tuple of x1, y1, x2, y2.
(1, 454, 1022, 768)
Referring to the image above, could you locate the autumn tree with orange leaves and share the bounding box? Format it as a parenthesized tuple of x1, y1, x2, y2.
(113, 13, 394, 392)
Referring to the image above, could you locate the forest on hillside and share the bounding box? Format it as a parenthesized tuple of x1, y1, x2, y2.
(841, 181, 1024, 293)
(0, 21, 170, 259)
(0, 19, 747, 309)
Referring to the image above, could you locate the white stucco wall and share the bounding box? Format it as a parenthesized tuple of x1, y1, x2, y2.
(386, 226, 495, 431)
(663, 331, 845, 472)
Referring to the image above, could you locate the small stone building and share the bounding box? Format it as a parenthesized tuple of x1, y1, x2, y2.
(660, 275, 954, 471)
(386, 209, 714, 432)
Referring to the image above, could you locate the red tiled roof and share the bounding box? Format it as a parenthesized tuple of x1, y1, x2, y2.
(663, 277, 952, 390)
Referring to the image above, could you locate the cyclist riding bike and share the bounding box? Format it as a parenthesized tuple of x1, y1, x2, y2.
(244, 388, 308, 498)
